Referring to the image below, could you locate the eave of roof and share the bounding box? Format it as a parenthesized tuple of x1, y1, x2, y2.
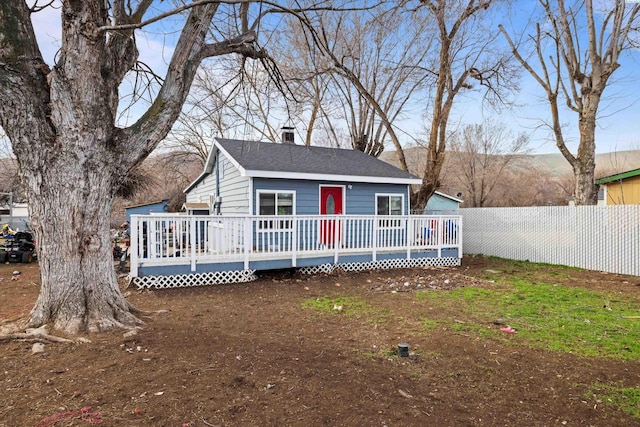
(434, 191, 464, 203)
(242, 170, 422, 184)
(124, 199, 167, 209)
(596, 167, 640, 184)
(183, 202, 209, 209)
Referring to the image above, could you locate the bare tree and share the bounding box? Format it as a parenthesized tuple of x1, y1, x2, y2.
(0, 0, 345, 334)
(410, 0, 518, 210)
(297, 4, 433, 164)
(164, 72, 235, 166)
(449, 120, 529, 207)
(318, 7, 432, 155)
(499, 0, 640, 205)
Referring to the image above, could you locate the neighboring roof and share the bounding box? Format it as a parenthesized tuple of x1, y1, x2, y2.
(596, 167, 640, 185)
(124, 199, 168, 210)
(183, 202, 209, 210)
(433, 191, 463, 204)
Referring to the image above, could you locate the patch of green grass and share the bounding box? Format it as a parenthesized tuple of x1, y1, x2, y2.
(588, 383, 640, 418)
(302, 295, 392, 331)
(302, 296, 370, 315)
(484, 255, 579, 271)
(416, 278, 640, 361)
(499, 280, 640, 359)
(360, 346, 402, 361)
(421, 318, 440, 331)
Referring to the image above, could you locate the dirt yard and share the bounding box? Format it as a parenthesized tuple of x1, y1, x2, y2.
(2, 257, 640, 426)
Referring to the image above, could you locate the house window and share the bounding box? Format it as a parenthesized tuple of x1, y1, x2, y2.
(257, 191, 295, 229)
(376, 194, 404, 228)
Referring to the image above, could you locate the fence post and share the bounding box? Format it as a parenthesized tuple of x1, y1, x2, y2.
(129, 215, 139, 277)
(458, 216, 463, 258)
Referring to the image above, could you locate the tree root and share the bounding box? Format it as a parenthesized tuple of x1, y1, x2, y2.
(137, 309, 171, 319)
(0, 324, 78, 344)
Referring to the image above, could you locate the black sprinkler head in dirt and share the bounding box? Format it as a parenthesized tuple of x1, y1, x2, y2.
(398, 343, 409, 357)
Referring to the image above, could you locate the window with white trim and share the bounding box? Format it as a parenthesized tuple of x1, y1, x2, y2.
(257, 191, 295, 229)
(376, 194, 404, 228)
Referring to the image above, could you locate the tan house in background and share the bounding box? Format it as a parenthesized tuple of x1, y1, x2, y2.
(596, 168, 640, 205)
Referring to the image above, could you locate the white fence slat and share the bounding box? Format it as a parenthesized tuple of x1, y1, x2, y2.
(461, 205, 640, 276)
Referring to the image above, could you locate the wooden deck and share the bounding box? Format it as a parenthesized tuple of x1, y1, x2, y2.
(129, 214, 462, 278)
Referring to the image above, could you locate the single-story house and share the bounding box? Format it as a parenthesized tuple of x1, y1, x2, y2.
(184, 137, 423, 217)
(124, 199, 169, 223)
(424, 191, 463, 214)
(596, 167, 640, 205)
(127, 133, 463, 289)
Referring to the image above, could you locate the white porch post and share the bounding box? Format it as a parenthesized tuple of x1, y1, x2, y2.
(149, 218, 157, 258)
(333, 215, 339, 264)
(437, 216, 443, 258)
(129, 215, 139, 277)
(190, 216, 197, 272)
(244, 216, 251, 270)
(372, 216, 377, 262)
(406, 216, 412, 259)
(292, 217, 298, 268)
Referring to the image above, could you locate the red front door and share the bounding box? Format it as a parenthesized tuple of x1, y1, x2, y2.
(320, 186, 343, 246)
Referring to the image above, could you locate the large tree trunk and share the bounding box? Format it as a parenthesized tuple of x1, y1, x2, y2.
(6, 1, 141, 333)
(26, 141, 140, 333)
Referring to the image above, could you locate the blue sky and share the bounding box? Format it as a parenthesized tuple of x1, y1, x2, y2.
(26, 1, 640, 155)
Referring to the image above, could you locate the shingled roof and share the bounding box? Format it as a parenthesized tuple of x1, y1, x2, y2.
(215, 138, 421, 184)
(184, 138, 422, 193)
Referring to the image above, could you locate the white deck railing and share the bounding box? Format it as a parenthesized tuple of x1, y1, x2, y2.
(129, 214, 462, 277)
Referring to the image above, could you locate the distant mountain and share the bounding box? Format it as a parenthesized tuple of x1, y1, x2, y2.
(518, 150, 640, 178)
(380, 148, 640, 179)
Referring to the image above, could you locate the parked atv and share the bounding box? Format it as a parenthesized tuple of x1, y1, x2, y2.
(0, 231, 37, 264)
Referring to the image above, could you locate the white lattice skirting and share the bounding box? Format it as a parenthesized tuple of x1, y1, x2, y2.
(131, 269, 258, 289)
(130, 257, 461, 289)
(299, 257, 461, 275)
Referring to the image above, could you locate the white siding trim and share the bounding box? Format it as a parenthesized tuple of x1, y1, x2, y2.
(243, 170, 421, 185)
(215, 140, 247, 176)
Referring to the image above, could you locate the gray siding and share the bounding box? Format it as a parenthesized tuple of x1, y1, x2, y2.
(219, 155, 250, 214)
(185, 171, 216, 205)
(185, 152, 250, 214)
(252, 178, 410, 215)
